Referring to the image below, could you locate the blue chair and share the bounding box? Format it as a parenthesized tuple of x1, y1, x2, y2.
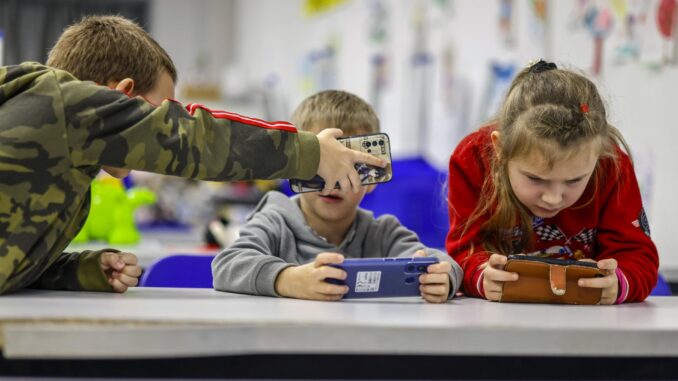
(140, 254, 215, 288)
(650, 274, 672, 296)
(359, 157, 449, 249)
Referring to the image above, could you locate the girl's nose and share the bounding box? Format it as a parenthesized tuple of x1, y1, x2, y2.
(542, 188, 563, 206)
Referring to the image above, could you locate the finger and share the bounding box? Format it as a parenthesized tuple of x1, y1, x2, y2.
(314, 253, 345, 267)
(120, 264, 142, 278)
(420, 284, 448, 296)
(352, 150, 387, 168)
(600, 287, 617, 304)
(322, 128, 343, 139)
(115, 273, 139, 287)
(109, 278, 129, 293)
(318, 266, 347, 281)
(347, 169, 361, 194)
(578, 275, 615, 289)
(427, 262, 451, 274)
(318, 283, 349, 296)
(419, 273, 448, 285)
(422, 293, 447, 304)
(413, 250, 426, 257)
(118, 252, 138, 265)
(596, 258, 618, 271)
(336, 175, 352, 194)
(100, 252, 125, 271)
(578, 258, 596, 263)
(484, 266, 518, 282)
(488, 254, 508, 269)
(483, 282, 504, 301)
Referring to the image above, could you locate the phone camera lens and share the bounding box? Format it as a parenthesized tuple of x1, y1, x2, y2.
(406, 265, 415, 272)
(417, 265, 426, 272)
(372, 141, 377, 146)
(365, 141, 371, 147)
(379, 140, 384, 146)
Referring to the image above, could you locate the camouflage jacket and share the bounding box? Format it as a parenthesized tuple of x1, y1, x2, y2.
(0, 62, 320, 295)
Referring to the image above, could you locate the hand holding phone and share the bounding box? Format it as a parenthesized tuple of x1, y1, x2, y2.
(290, 133, 393, 193)
(499, 254, 604, 305)
(325, 257, 439, 299)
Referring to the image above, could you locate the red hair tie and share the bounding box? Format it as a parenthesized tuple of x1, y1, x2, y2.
(580, 103, 589, 113)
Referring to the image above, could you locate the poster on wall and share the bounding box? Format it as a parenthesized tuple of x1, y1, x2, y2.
(303, 0, 348, 17)
(367, 0, 390, 115)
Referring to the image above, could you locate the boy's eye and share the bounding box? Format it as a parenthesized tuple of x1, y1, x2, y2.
(566, 178, 582, 185)
(527, 176, 543, 183)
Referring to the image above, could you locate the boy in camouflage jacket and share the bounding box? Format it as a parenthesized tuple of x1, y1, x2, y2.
(0, 16, 383, 295)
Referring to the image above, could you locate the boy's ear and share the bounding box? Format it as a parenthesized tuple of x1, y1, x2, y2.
(109, 78, 135, 96)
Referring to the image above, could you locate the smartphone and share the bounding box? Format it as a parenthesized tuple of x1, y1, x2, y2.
(502, 254, 604, 304)
(325, 257, 439, 299)
(288, 133, 393, 193)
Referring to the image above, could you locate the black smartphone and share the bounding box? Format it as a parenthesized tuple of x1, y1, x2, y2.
(289, 133, 393, 193)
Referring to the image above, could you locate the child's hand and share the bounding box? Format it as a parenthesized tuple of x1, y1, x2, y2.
(274, 253, 349, 301)
(481, 254, 519, 301)
(414, 251, 452, 303)
(577, 258, 619, 305)
(316, 128, 387, 194)
(100, 252, 141, 293)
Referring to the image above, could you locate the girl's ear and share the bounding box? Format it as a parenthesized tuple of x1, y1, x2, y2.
(490, 131, 502, 159)
(109, 78, 136, 96)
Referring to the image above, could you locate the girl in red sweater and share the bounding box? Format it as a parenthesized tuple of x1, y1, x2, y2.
(446, 60, 658, 304)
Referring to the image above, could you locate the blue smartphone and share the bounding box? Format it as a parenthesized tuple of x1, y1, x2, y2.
(326, 257, 439, 299)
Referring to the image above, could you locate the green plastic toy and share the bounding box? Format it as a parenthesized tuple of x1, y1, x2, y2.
(73, 177, 157, 244)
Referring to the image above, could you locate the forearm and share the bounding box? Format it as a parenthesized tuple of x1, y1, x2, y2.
(31, 249, 113, 292)
(212, 249, 290, 296)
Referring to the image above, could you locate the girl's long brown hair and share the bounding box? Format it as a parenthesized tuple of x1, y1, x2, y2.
(467, 62, 631, 255)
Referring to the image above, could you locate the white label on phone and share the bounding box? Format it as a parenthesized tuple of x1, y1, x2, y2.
(355, 271, 381, 293)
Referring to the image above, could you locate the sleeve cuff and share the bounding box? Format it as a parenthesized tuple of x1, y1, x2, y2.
(474, 270, 486, 298)
(77, 249, 116, 292)
(615, 267, 629, 304)
(294, 131, 320, 180)
(255, 260, 295, 297)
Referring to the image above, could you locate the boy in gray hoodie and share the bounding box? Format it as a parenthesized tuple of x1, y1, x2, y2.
(212, 90, 462, 303)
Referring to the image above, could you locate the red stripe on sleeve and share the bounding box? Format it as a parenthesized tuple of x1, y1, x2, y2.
(186, 103, 298, 133)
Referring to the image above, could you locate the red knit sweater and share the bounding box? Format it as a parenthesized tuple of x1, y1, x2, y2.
(446, 126, 659, 302)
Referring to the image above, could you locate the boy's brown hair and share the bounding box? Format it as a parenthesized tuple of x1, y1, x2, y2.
(291, 90, 380, 135)
(46, 15, 177, 94)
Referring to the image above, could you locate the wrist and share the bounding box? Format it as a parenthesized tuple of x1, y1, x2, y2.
(274, 266, 296, 297)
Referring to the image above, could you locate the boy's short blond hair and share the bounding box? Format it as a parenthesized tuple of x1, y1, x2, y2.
(291, 90, 379, 135)
(46, 15, 177, 94)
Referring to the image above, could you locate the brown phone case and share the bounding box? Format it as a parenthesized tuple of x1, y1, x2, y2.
(500, 257, 603, 305)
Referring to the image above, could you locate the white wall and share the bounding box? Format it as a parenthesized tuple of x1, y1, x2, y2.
(151, 0, 678, 273)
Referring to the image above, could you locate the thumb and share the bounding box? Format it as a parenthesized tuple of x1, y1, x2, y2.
(320, 128, 343, 139)
(413, 250, 427, 257)
(314, 252, 345, 267)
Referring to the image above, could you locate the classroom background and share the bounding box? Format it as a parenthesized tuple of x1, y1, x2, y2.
(1, 0, 676, 287)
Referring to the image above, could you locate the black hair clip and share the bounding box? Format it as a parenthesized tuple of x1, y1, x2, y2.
(528, 59, 557, 74)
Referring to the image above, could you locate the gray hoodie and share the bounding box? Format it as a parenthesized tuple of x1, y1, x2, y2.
(212, 191, 462, 298)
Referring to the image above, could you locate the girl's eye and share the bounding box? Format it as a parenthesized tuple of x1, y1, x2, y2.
(566, 179, 582, 185)
(527, 176, 543, 183)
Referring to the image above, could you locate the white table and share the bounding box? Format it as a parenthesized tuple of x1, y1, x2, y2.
(1, 288, 677, 360)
